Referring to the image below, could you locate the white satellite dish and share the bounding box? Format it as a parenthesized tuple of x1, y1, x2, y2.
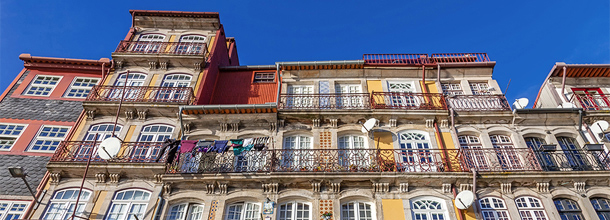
(512, 98, 529, 109)
(454, 190, 475, 210)
(591, 120, 610, 136)
(361, 118, 378, 133)
(559, 103, 577, 108)
(98, 137, 122, 160)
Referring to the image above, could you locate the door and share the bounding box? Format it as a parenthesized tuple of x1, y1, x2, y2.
(286, 85, 313, 108)
(387, 81, 417, 108)
(158, 74, 192, 102)
(133, 34, 165, 53)
(111, 73, 147, 100)
(572, 88, 610, 110)
(336, 84, 362, 109)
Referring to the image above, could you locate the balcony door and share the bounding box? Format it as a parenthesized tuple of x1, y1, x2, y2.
(387, 81, 417, 108)
(176, 35, 206, 55)
(490, 135, 522, 170)
(398, 131, 435, 172)
(459, 135, 489, 171)
(338, 135, 369, 170)
(336, 84, 362, 109)
(111, 73, 147, 100)
(158, 74, 192, 102)
(282, 135, 313, 171)
(76, 124, 123, 161)
(133, 125, 174, 162)
(134, 34, 165, 53)
(557, 136, 588, 170)
(286, 85, 313, 108)
(572, 88, 609, 110)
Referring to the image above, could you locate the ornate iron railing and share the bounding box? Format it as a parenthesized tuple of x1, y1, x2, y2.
(572, 94, 610, 110)
(50, 141, 168, 163)
(532, 150, 610, 171)
(278, 93, 371, 110)
(458, 148, 542, 172)
(363, 53, 490, 65)
(445, 95, 511, 111)
(114, 40, 208, 56)
(370, 92, 447, 110)
(86, 86, 195, 104)
(430, 53, 490, 63)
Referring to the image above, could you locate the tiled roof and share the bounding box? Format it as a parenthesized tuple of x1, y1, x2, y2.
(0, 71, 83, 122)
(0, 155, 49, 196)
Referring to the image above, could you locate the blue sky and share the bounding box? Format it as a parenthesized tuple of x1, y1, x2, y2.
(1, 0, 608, 107)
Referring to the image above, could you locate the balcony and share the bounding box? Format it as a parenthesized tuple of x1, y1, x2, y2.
(445, 95, 511, 111)
(371, 92, 447, 110)
(114, 41, 208, 56)
(50, 141, 168, 163)
(363, 53, 490, 66)
(533, 150, 610, 171)
(86, 86, 195, 104)
(278, 93, 371, 110)
(458, 148, 542, 172)
(572, 93, 610, 110)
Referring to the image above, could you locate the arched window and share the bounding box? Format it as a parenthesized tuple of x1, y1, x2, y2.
(556, 136, 587, 170)
(479, 197, 509, 220)
(341, 201, 374, 220)
(590, 197, 610, 220)
(167, 203, 205, 220)
(106, 189, 151, 220)
(458, 135, 488, 170)
(158, 74, 192, 101)
(277, 201, 311, 220)
(177, 35, 206, 55)
(524, 137, 557, 171)
(554, 198, 583, 220)
(338, 135, 366, 149)
(85, 124, 122, 141)
(515, 196, 548, 220)
(134, 34, 165, 53)
(162, 74, 192, 88)
(398, 131, 435, 172)
(138, 34, 165, 42)
(44, 189, 92, 220)
(411, 197, 447, 220)
(489, 135, 522, 170)
(282, 135, 312, 171)
(111, 73, 147, 100)
(139, 125, 174, 142)
(224, 202, 261, 220)
(115, 73, 147, 87)
(338, 134, 369, 170)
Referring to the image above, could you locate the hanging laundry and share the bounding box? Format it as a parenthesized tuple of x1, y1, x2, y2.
(253, 137, 268, 151)
(196, 140, 214, 153)
(161, 139, 180, 163)
(242, 138, 254, 151)
(179, 140, 198, 153)
(210, 140, 229, 153)
(231, 139, 245, 156)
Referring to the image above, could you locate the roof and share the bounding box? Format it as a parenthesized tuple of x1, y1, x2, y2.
(549, 63, 610, 77)
(0, 155, 49, 196)
(130, 10, 219, 18)
(19, 54, 110, 73)
(130, 10, 221, 30)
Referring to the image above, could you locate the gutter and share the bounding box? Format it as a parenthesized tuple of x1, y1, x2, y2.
(514, 108, 583, 114)
(219, 65, 276, 71)
(179, 103, 278, 137)
(275, 60, 364, 66)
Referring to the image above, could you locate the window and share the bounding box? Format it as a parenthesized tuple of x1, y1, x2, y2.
(115, 73, 147, 86)
(556, 136, 587, 170)
(338, 135, 368, 169)
(138, 125, 174, 142)
(84, 124, 122, 141)
(524, 137, 557, 171)
(341, 202, 374, 220)
(158, 74, 192, 101)
(554, 198, 584, 220)
(411, 197, 447, 220)
(515, 196, 548, 220)
(458, 135, 488, 170)
(278, 201, 311, 220)
(167, 203, 205, 220)
(479, 197, 509, 220)
(134, 34, 165, 53)
(489, 135, 522, 170)
(138, 34, 165, 41)
(591, 197, 610, 220)
(336, 84, 363, 108)
(253, 72, 275, 83)
(0, 124, 26, 151)
(441, 82, 464, 96)
(469, 82, 491, 95)
(64, 77, 100, 98)
(106, 189, 151, 220)
(28, 126, 71, 152)
(282, 135, 313, 171)
(387, 81, 418, 107)
(177, 35, 206, 54)
(225, 202, 261, 220)
(286, 85, 314, 108)
(398, 131, 434, 172)
(24, 75, 61, 96)
(111, 73, 147, 100)
(43, 189, 91, 220)
(0, 201, 29, 220)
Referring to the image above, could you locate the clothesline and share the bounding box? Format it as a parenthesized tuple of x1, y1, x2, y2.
(178, 137, 271, 155)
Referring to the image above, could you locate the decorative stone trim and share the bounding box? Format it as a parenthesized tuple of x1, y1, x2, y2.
(329, 182, 341, 193)
(206, 183, 215, 194)
(220, 123, 228, 132)
(311, 181, 321, 192)
(86, 109, 96, 120)
(278, 119, 285, 128)
(442, 183, 452, 194)
(537, 182, 549, 193)
(399, 183, 409, 193)
(154, 174, 163, 184)
(109, 173, 121, 183)
(501, 183, 512, 194)
(159, 61, 168, 70)
(50, 173, 61, 184)
(389, 119, 397, 127)
(149, 61, 157, 70)
(313, 119, 321, 128)
(115, 60, 124, 69)
(137, 109, 148, 120)
(269, 122, 276, 132)
(373, 182, 389, 192)
(460, 184, 472, 192)
(263, 183, 279, 194)
(125, 110, 135, 120)
(95, 173, 107, 183)
(183, 123, 192, 133)
(163, 182, 172, 195)
(230, 122, 239, 132)
(329, 119, 338, 128)
(194, 62, 202, 71)
(440, 120, 449, 128)
(425, 119, 434, 128)
(574, 182, 586, 193)
(218, 183, 228, 194)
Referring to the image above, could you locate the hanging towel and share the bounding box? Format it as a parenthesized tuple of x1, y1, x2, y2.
(179, 140, 198, 153)
(242, 138, 254, 151)
(196, 140, 214, 153)
(210, 140, 229, 153)
(230, 139, 244, 147)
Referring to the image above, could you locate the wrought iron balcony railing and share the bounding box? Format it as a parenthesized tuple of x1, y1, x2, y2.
(114, 41, 208, 56)
(532, 149, 610, 171)
(50, 141, 168, 163)
(86, 86, 195, 104)
(363, 53, 490, 66)
(572, 93, 610, 110)
(445, 95, 511, 111)
(371, 92, 447, 110)
(429, 53, 490, 63)
(458, 148, 542, 172)
(278, 93, 371, 110)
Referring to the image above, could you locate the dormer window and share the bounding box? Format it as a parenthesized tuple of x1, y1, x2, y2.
(253, 72, 275, 83)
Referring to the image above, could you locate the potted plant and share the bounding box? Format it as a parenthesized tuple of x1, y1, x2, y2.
(321, 211, 333, 220)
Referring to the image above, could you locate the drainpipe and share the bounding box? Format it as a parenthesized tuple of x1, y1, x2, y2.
(437, 64, 441, 83)
(151, 188, 165, 220)
(422, 65, 429, 93)
(471, 169, 479, 218)
(561, 66, 567, 97)
(452, 186, 465, 220)
(179, 106, 185, 139)
(578, 110, 588, 142)
(433, 122, 452, 171)
(275, 63, 281, 110)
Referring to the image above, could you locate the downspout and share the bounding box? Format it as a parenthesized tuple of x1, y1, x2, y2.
(471, 169, 479, 219)
(561, 66, 567, 97)
(452, 186, 465, 220)
(422, 65, 429, 93)
(276, 63, 281, 109)
(151, 188, 165, 220)
(433, 122, 451, 171)
(437, 64, 441, 83)
(578, 110, 588, 142)
(179, 106, 185, 139)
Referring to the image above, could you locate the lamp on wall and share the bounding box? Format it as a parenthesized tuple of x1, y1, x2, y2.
(8, 167, 39, 205)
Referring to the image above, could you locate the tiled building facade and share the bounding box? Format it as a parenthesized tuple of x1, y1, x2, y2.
(4, 10, 610, 220)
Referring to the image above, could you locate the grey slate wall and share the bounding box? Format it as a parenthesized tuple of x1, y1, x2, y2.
(0, 155, 49, 196)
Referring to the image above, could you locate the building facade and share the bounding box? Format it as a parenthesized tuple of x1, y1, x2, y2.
(18, 10, 610, 220)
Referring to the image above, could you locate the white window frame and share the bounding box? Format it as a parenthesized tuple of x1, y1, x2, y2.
(479, 197, 510, 220)
(282, 135, 313, 171)
(410, 197, 448, 220)
(286, 85, 314, 108)
(138, 125, 174, 142)
(591, 197, 610, 220)
(515, 196, 548, 220)
(441, 82, 464, 95)
(336, 83, 363, 109)
(338, 134, 369, 170)
(84, 124, 123, 141)
(340, 201, 374, 220)
(64, 77, 100, 98)
(106, 189, 151, 220)
(469, 81, 492, 95)
(459, 135, 489, 171)
(28, 125, 71, 153)
(0, 200, 29, 220)
(224, 202, 261, 220)
(277, 201, 311, 220)
(490, 135, 522, 170)
(166, 203, 205, 220)
(398, 131, 435, 172)
(176, 35, 206, 54)
(554, 198, 584, 220)
(115, 73, 147, 87)
(0, 123, 27, 151)
(24, 75, 62, 97)
(158, 74, 192, 101)
(43, 189, 91, 220)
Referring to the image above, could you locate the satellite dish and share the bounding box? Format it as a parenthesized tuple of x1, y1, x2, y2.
(559, 103, 577, 108)
(454, 190, 475, 210)
(361, 118, 378, 133)
(98, 137, 121, 160)
(591, 120, 610, 136)
(512, 98, 529, 109)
